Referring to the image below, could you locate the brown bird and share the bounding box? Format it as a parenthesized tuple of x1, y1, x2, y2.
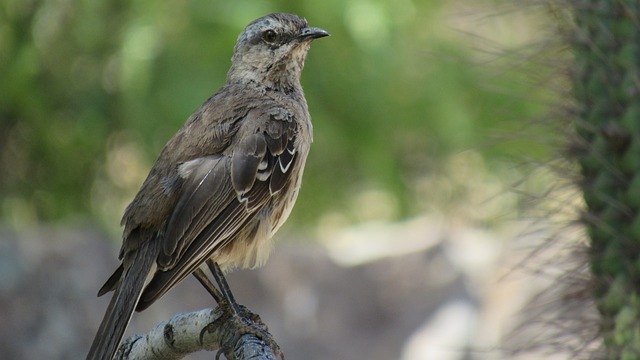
(87, 13, 328, 360)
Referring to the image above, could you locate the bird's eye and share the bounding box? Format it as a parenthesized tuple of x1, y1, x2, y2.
(262, 30, 277, 43)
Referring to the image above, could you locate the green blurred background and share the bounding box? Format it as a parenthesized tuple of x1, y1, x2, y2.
(0, 0, 551, 234)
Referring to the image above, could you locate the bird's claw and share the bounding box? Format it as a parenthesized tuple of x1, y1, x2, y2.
(201, 303, 283, 360)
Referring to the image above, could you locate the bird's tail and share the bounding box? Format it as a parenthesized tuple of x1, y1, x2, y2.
(87, 241, 157, 360)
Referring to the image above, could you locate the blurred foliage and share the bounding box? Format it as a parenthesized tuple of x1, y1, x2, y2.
(0, 0, 552, 230)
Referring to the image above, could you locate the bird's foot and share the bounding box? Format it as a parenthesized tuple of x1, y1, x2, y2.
(201, 302, 283, 360)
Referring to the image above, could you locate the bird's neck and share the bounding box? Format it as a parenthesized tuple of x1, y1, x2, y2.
(227, 70, 303, 95)
(226, 55, 306, 94)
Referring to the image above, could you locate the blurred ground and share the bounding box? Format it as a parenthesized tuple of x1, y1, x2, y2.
(0, 212, 587, 360)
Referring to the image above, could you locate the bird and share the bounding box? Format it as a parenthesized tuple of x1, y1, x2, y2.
(87, 13, 328, 360)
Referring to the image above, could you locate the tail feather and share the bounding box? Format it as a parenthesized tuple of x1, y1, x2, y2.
(87, 241, 157, 360)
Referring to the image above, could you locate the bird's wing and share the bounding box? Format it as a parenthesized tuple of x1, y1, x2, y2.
(136, 109, 299, 310)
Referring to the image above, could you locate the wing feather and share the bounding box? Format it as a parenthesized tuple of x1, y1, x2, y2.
(269, 140, 297, 194)
(138, 194, 260, 310)
(159, 156, 233, 266)
(136, 110, 301, 311)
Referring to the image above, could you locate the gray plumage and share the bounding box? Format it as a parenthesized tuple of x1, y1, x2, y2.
(87, 13, 328, 360)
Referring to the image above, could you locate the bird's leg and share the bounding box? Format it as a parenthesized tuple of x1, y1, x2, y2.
(207, 260, 243, 316)
(193, 268, 224, 304)
(198, 259, 282, 359)
(205, 260, 259, 321)
(193, 260, 260, 321)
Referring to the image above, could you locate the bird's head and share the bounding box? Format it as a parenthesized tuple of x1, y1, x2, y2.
(227, 13, 329, 92)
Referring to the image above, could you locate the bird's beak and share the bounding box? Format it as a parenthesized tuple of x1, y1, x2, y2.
(298, 27, 330, 41)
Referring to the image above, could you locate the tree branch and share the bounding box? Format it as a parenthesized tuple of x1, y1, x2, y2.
(114, 307, 278, 360)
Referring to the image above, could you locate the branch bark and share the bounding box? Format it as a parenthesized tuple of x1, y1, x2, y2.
(113, 307, 278, 360)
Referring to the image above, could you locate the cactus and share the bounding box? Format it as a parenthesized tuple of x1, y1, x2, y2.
(572, 1, 640, 358)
